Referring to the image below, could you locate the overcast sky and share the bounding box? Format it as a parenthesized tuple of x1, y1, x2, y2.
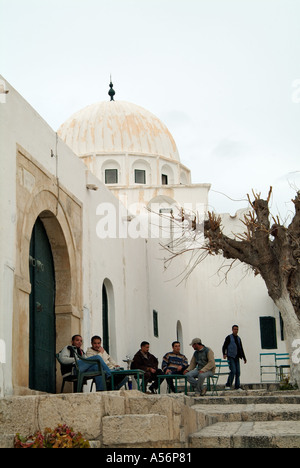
(1, 0, 299, 218)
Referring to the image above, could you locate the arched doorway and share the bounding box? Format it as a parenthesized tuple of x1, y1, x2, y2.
(102, 283, 109, 353)
(29, 217, 56, 393)
(14, 159, 83, 395)
(102, 279, 116, 358)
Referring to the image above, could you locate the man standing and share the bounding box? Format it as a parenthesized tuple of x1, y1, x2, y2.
(222, 325, 247, 391)
(162, 341, 188, 392)
(131, 341, 163, 393)
(184, 338, 216, 396)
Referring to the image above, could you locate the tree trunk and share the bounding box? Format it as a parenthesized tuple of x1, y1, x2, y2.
(275, 289, 300, 388)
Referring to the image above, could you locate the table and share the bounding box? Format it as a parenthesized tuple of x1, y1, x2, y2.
(110, 369, 145, 392)
(157, 374, 188, 395)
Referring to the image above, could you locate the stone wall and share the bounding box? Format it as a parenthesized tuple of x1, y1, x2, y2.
(0, 390, 196, 448)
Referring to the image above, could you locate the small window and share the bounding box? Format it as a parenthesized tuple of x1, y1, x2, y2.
(161, 174, 168, 185)
(105, 169, 118, 184)
(259, 316, 277, 349)
(135, 169, 146, 184)
(153, 310, 159, 338)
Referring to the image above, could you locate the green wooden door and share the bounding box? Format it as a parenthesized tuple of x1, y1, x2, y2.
(29, 217, 56, 393)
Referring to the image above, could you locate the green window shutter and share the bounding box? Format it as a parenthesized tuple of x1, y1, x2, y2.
(153, 310, 159, 338)
(259, 316, 277, 349)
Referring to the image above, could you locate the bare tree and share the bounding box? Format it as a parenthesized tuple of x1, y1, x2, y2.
(161, 188, 300, 387)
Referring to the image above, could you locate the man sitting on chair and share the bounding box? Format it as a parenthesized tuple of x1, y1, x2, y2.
(58, 335, 112, 391)
(162, 341, 188, 392)
(86, 335, 128, 390)
(131, 341, 163, 393)
(184, 338, 216, 396)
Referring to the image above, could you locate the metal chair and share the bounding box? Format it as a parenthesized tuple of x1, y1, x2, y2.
(275, 353, 290, 382)
(259, 353, 277, 382)
(207, 359, 230, 395)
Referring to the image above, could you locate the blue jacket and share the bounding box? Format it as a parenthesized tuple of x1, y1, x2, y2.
(222, 334, 246, 360)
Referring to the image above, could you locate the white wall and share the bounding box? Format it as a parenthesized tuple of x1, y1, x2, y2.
(0, 75, 287, 396)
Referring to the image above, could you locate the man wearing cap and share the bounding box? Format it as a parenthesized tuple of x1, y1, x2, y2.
(184, 338, 216, 396)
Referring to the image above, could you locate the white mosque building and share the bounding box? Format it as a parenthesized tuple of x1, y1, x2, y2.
(0, 77, 287, 396)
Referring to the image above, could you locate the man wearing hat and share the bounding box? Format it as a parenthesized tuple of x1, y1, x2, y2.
(184, 338, 216, 396)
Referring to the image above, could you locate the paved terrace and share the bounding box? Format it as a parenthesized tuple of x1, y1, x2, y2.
(1, 385, 300, 448)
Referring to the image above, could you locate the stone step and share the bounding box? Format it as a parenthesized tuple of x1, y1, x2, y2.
(102, 414, 171, 448)
(189, 421, 300, 448)
(193, 403, 300, 429)
(189, 393, 300, 405)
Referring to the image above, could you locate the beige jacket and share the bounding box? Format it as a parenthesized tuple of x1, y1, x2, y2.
(86, 347, 118, 369)
(186, 347, 216, 374)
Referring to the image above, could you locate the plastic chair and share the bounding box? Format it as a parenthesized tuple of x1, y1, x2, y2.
(56, 353, 107, 393)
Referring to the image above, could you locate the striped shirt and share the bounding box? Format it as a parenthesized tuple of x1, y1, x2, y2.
(162, 352, 188, 373)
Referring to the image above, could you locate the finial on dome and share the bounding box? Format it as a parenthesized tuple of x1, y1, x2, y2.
(108, 76, 115, 101)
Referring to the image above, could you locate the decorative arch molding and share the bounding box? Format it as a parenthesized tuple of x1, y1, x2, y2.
(131, 158, 152, 185)
(161, 163, 175, 185)
(101, 159, 122, 185)
(14, 149, 83, 394)
(147, 195, 181, 216)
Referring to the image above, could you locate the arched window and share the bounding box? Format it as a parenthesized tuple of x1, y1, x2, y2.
(101, 160, 121, 185)
(161, 164, 174, 185)
(132, 159, 151, 185)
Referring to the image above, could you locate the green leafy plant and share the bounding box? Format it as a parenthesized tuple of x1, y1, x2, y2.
(14, 424, 90, 448)
(279, 376, 298, 391)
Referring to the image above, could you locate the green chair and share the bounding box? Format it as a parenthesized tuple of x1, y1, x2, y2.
(275, 353, 290, 382)
(259, 353, 277, 382)
(206, 374, 219, 395)
(207, 359, 230, 395)
(157, 374, 188, 395)
(56, 353, 107, 393)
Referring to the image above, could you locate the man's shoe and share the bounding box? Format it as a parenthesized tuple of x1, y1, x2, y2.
(200, 388, 207, 396)
(149, 384, 157, 394)
(225, 386, 231, 390)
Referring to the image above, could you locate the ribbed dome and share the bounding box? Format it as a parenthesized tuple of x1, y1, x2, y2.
(58, 100, 180, 161)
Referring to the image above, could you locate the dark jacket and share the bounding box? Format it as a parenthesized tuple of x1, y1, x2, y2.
(131, 350, 158, 372)
(222, 334, 246, 360)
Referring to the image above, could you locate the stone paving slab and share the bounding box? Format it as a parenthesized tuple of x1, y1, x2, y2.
(189, 393, 300, 405)
(193, 403, 300, 424)
(190, 421, 300, 448)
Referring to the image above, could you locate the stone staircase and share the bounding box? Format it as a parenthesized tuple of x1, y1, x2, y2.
(1, 386, 300, 448)
(188, 388, 300, 448)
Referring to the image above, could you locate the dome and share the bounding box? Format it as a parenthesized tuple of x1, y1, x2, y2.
(58, 100, 180, 161)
